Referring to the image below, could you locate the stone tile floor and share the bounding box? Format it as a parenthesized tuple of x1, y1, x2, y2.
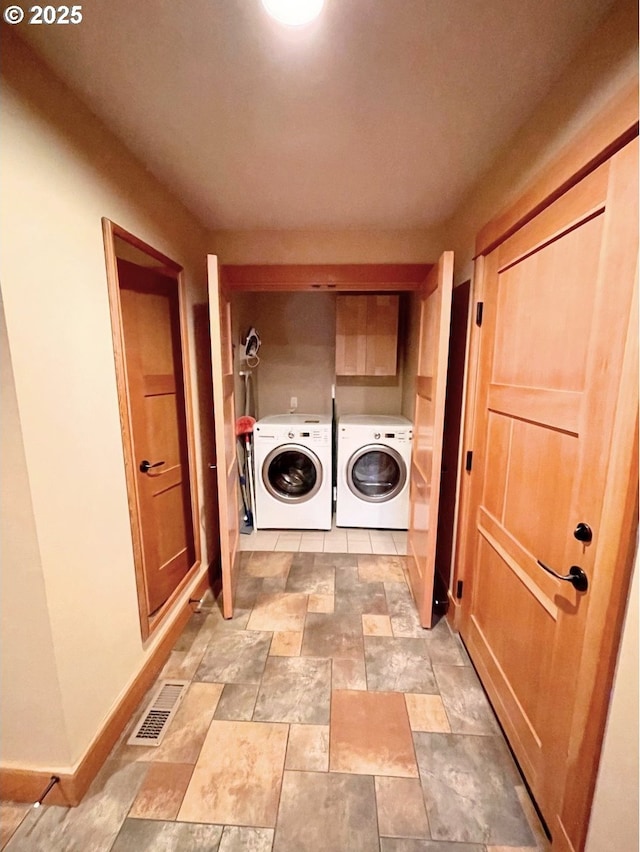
(1, 552, 550, 852)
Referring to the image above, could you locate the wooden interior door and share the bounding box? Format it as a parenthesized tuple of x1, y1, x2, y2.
(459, 138, 638, 850)
(207, 256, 239, 618)
(434, 279, 471, 609)
(118, 259, 196, 615)
(407, 252, 454, 628)
(193, 303, 221, 587)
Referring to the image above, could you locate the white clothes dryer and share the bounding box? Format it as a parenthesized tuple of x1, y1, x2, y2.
(253, 414, 332, 531)
(336, 415, 413, 529)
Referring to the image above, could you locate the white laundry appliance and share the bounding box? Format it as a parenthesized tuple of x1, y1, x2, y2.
(253, 414, 333, 530)
(336, 415, 413, 529)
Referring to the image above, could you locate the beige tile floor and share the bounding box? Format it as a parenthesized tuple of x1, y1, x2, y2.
(2, 552, 551, 852)
(240, 520, 408, 555)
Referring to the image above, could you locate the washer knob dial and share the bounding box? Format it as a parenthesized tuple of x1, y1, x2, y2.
(374, 432, 381, 439)
(288, 431, 295, 439)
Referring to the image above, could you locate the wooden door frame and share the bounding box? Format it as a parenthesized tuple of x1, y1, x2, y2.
(451, 81, 638, 848)
(103, 219, 201, 641)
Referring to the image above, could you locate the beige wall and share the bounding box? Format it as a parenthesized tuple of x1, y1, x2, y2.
(0, 33, 209, 770)
(211, 228, 442, 265)
(0, 294, 70, 767)
(443, 0, 638, 284)
(233, 292, 336, 419)
(207, 120, 453, 423)
(585, 550, 639, 852)
(231, 291, 411, 421)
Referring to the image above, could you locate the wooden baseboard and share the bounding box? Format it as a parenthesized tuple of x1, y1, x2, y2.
(0, 571, 210, 807)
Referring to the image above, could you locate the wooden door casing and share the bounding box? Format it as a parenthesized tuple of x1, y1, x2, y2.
(407, 252, 454, 628)
(207, 256, 240, 618)
(459, 137, 638, 850)
(103, 220, 202, 640)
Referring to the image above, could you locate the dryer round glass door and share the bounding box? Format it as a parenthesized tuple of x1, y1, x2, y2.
(347, 444, 407, 503)
(263, 444, 323, 503)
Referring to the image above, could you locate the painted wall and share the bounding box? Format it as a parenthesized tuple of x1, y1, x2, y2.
(211, 228, 441, 265)
(442, 0, 638, 283)
(0, 295, 70, 767)
(0, 33, 210, 770)
(233, 292, 336, 419)
(232, 290, 411, 421)
(585, 550, 638, 852)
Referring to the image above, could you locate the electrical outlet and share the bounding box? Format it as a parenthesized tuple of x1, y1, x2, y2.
(290, 396, 298, 409)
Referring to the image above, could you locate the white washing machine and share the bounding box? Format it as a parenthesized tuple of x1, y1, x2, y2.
(253, 414, 333, 531)
(336, 415, 413, 529)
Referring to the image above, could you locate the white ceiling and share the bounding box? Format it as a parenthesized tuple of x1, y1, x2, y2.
(20, 0, 614, 230)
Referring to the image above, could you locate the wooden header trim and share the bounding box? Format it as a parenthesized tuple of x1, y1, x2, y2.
(105, 219, 183, 273)
(221, 263, 432, 292)
(475, 78, 639, 257)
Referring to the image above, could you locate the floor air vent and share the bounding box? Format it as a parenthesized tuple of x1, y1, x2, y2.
(127, 679, 189, 747)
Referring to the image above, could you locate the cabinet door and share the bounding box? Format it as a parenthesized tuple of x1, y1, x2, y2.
(365, 295, 399, 376)
(336, 295, 368, 375)
(336, 294, 399, 376)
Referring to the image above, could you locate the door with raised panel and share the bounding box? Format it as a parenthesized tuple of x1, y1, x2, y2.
(407, 252, 454, 628)
(207, 256, 239, 618)
(118, 258, 196, 616)
(460, 139, 638, 850)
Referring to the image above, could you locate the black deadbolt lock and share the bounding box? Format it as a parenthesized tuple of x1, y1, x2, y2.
(573, 522, 593, 544)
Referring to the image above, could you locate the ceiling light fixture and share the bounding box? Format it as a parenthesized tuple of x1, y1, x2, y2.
(261, 0, 325, 27)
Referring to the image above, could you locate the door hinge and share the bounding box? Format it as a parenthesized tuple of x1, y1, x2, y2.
(456, 580, 464, 600)
(475, 301, 484, 326)
(465, 450, 473, 472)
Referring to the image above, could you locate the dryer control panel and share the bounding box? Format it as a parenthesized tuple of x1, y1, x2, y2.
(374, 429, 412, 441)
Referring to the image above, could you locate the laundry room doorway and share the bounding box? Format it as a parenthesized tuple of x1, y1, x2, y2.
(208, 260, 455, 623)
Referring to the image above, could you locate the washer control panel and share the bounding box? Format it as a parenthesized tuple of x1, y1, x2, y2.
(256, 424, 331, 446)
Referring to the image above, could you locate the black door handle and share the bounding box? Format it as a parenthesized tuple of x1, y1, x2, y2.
(536, 560, 588, 592)
(139, 459, 165, 473)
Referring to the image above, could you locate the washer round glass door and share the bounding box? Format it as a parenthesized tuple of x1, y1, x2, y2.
(347, 444, 406, 503)
(263, 443, 323, 503)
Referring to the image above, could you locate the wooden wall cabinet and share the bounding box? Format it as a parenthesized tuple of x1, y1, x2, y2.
(335, 294, 399, 376)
